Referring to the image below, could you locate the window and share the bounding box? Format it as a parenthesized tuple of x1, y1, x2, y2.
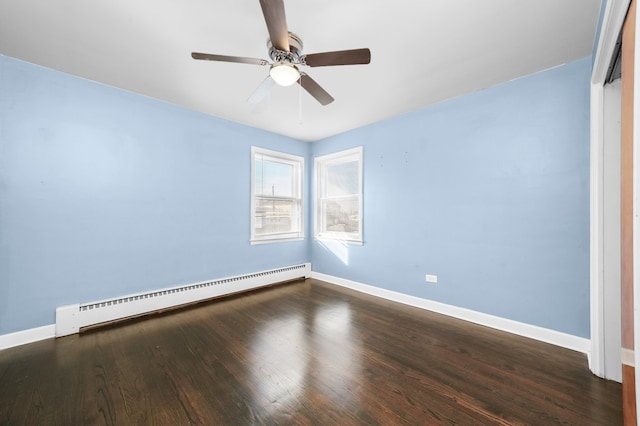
(251, 147, 304, 243)
(315, 147, 363, 243)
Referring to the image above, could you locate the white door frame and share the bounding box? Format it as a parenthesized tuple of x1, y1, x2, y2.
(591, 0, 640, 421)
(590, 0, 630, 377)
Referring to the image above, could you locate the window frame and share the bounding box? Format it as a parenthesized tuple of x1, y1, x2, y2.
(314, 146, 363, 244)
(250, 146, 304, 244)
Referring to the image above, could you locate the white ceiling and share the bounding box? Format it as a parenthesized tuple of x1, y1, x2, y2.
(0, 0, 602, 142)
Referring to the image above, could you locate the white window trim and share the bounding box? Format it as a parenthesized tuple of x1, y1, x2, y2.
(251, 146, 304, 244)
(314, 146, 363, 244)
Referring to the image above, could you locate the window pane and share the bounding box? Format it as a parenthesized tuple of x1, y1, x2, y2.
(321, 197, 360, 234)
(315, 147, 363, 242)
(326, 160, 358, 197)
(255, 159, 293, 197)
(254, 198, 298, 235)
(251, 147, 304, 243)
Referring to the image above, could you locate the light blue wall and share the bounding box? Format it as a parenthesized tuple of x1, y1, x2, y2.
(1, 54, 593, 339)
(0, 55, 310, 335)
(311, 57, 592, 338)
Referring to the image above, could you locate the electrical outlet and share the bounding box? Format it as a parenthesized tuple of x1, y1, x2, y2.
(425, 274, 438, 283)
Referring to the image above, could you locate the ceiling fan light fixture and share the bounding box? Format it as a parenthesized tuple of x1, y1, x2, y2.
(270, 63, 300, 86)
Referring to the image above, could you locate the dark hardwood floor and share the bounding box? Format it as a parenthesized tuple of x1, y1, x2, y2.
(0, 278, 622, 425)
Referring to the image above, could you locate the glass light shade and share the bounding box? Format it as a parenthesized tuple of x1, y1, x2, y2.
(270, 63, 300, 87)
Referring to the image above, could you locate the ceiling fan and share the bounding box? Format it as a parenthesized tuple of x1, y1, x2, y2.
(191, 0, 371, 106)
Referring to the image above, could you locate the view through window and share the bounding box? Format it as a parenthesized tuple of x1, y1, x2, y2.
(251, 147, 304, 243)
(315, 147, 363, 243)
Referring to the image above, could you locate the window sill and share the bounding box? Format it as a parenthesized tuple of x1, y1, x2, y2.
(250, 237, 305, 245)
(314, 236, 363, 246)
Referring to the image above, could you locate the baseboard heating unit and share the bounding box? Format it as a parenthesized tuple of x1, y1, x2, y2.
(56, 263, 311, 337)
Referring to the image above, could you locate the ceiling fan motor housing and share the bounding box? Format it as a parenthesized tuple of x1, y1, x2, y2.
(268, 32, 304, 64)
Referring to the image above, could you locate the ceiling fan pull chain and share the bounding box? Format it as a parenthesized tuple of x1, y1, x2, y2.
(298, 81, 303, 124)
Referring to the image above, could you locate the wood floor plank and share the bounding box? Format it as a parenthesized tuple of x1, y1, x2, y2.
(0, 278, 622, 425)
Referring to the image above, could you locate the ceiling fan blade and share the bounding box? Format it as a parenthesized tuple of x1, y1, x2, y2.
(304, 48, 371, 67)
(191, 52, 269, 66)
(247, 76, 276, 104)
(298, 73, 334, 106)
(259, 0, 290, 52)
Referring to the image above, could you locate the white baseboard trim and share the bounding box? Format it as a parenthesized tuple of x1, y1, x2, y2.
(312, 272, 591, 356)
(3, 264, 312, 351)
(0, 324, 56, 351)
(623, 348, 635, 367)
